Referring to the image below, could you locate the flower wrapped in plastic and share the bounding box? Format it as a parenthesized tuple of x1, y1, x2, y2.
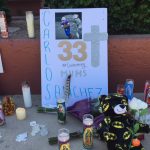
(129, 97, 150, 140)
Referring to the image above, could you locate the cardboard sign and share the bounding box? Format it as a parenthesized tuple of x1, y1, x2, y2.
(40, 8, 108, 108)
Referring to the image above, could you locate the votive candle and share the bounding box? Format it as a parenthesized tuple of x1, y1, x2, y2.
(16, 107, 26, 120)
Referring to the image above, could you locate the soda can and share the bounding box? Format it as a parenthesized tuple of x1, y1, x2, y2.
(57, 98, 66, 124)
(125, 79, 134, 101)
(58, 128, 71, 150)
(0, 101, 5, 126)
(117, 84, 125, 95)
(83, 114, 94, 149)
(144, 80, 150, 102)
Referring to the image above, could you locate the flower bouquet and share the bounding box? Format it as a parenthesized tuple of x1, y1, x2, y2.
(129, 97, 150, 140)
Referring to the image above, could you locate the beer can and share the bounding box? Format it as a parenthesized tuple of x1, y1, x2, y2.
(144, 80, 150, 102)
(0, 101, 5, 126)
(125, 79, 134, 101)
(57, 98, 66, 124)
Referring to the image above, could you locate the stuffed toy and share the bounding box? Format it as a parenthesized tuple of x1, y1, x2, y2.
(96, 94, 150, 150)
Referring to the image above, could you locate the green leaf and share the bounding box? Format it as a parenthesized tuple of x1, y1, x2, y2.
(37, 107, 57, 113)
(139, 108, 148, 116)
(133, 123, 140, 133)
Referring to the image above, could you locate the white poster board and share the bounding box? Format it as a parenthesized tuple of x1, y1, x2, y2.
(40, 8, 108, 108)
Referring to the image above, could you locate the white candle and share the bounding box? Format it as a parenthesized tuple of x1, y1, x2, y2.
(26, 11, 35, 38)
(16, 107, 26, 120)
(22, 82, 32, 108)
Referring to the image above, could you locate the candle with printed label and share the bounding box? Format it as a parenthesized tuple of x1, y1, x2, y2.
(146, 88, 150, 105)
(58, 128, 71, 150)
(57, 98, 66, 124)
(0, 11, 8, 38)
(144, 80, 150, 102)
(83, 114, 94, 149)
(117, 84, 125, 95)
(0, 101, 5, 126)
(125, 79, 134, 101)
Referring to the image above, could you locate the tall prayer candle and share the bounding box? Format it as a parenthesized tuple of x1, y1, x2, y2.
(0, 101, 5, 125)
(0, 53, 4, 73)
(26, 11, 35, 38)
(16, 107, 26, 120)
(58, 128, 70, 150)
(83, 114, 94, 149)
(0, 11, 8, 38)
(22, 81, 32, 108)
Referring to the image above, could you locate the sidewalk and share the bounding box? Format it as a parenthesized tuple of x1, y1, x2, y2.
(0, 94, 150, 150)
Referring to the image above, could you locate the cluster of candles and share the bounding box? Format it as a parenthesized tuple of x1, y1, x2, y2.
(0, 81, 32, 125)
(16, 81, 32, 120)
(117, 79, 150, 104)
(0, 11, 35, 39)
(58, 114, 94, 150)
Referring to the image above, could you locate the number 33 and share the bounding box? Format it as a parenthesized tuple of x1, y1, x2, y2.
(58, 41, 87, 61)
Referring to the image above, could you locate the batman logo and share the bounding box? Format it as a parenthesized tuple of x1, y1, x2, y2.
(103, 132, 117, 141)
(104, 117, 111, 125)
(115, 144, 124, 150)
(99, 123, 102, 128)
(123, 131, 131, 140)
(98, 107, 102, 113)
(102, 103, 110, 112)
(114, 94, 123, 97)
(100, 101, 103, 106)
(121, 99, 128, 105)
(112, 121, 124, 128)
(105, 96, 111, 100)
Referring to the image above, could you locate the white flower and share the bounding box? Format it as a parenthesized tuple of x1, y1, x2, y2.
(129, 97, 148, 110)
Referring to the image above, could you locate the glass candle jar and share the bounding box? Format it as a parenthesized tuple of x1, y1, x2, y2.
(58, 128, 70, 150)
(83, 114, 94, 149)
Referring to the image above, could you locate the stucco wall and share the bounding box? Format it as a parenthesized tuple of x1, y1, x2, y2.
(0, 35, 150, 94)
